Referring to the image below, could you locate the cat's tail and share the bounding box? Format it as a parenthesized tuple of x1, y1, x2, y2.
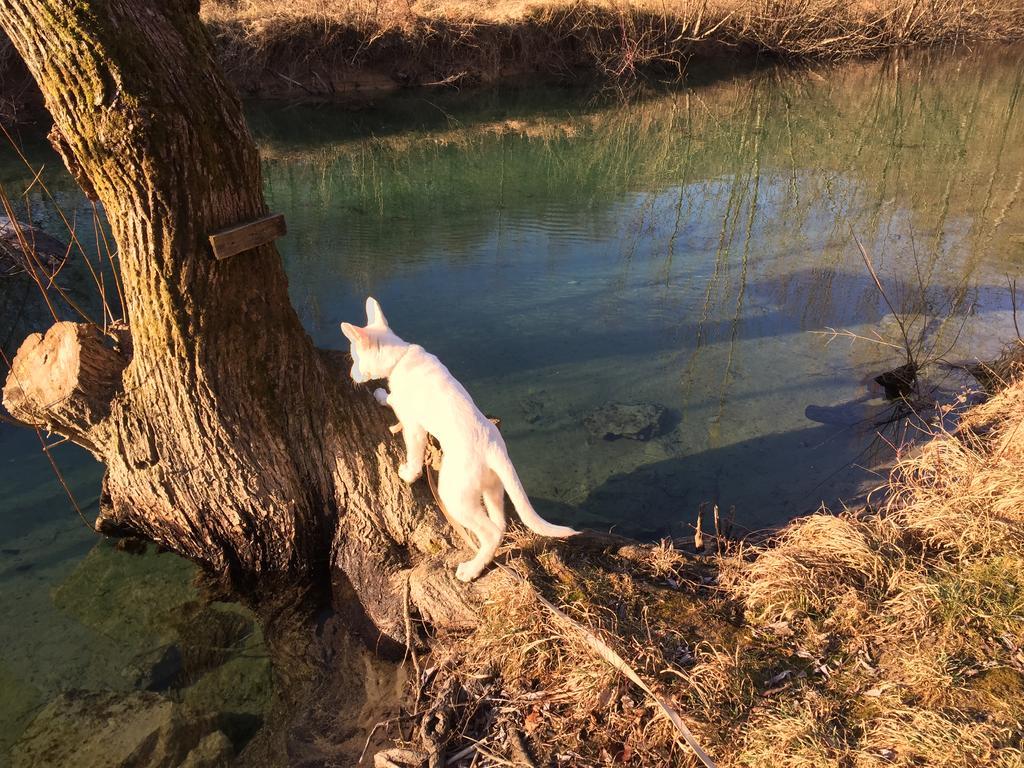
(487, 446, 579, 538)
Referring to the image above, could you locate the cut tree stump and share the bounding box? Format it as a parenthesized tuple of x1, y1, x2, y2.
(2, 321, 128, 453)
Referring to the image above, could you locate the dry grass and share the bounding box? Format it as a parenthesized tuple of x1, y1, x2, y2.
(4, 1, 1023, 120)
(200, 0, 1024, 97)
(393, 344, 1024, 766)
(969, 339, 1024, 395)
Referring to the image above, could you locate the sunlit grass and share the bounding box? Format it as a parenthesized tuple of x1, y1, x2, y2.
(202, 0, 1024, 70)
(417, 344, 1024, 766)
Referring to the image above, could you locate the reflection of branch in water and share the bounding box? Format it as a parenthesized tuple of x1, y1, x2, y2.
(713, 104, 762, 432)
(620, 190, 658, 269)
(680, 94, 760, 416)
(812, 326, 903, 350)
(976, 64, 1022, 248)
(663, 179, 686, 285)
(991, 169, 1023, 233)
(661, 94, 695, 289)
(876, 57, 906, 216)
(783, 95, 799, 204)
(494, 131, 506, 262)
(678, 184, 739, 414)
(1011, 276, 1022, 342)
(852, 229, 913, 358)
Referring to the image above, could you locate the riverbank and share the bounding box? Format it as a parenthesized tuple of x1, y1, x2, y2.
(204, 0, 1024, 99)
(3, 0, 1024, 123)
(406, 340, 1024, 766)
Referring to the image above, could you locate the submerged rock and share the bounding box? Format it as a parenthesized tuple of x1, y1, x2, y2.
(45, 542, 272, 753)
(179, 732, 234, 768)
(583, 402, 669, 441)
(874, 362, 917, 399)
(52, 540, 198, 657)
(520, 392, 549, 425)
(11, 690, 230, 768)
(0, 215, 68, 276)
(0, 663, 42, 762)
(136, 643, 184, 692)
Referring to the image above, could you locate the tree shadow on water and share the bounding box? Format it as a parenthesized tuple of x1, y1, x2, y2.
(533, 419, 885, 542)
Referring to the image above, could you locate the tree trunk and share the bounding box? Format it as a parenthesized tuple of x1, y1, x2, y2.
(0, 0, 482, 644)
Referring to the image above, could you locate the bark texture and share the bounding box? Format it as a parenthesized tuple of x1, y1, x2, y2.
(0, 0, 479, 643)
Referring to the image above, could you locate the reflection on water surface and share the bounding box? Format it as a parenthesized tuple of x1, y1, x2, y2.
(1, 46, 1023, 761)
(255, 47, 1024, 535)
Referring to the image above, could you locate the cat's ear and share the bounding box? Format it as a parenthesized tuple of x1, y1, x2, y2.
(365, 296, 388, 329)
(340, 322, 367, 344)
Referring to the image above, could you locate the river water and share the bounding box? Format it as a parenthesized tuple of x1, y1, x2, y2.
(1, 47, 1022, 761)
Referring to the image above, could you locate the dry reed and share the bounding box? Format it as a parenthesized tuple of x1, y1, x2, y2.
(199, 0, 1024, 99)
(3, 2, 1023, 121)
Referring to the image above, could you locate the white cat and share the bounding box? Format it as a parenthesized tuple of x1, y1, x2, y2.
(341, 297, 579, 581)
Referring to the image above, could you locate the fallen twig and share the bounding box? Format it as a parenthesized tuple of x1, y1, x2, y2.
(423, 443, 717, 768)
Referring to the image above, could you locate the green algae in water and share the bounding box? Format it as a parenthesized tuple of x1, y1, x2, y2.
(0, 430, 272, 764)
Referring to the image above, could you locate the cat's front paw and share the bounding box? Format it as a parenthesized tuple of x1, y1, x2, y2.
(373, 388, 389, 406)
(456, 561, 484, 582)
(398, 462, 422, 484)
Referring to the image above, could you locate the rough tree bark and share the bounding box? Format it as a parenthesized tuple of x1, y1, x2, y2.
(0, 0, 491, 645)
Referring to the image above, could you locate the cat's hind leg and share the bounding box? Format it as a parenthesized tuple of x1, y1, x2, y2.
(482, 470, 507, 532)
(439, 464, 502, 582)
(456, 514, 502, 583)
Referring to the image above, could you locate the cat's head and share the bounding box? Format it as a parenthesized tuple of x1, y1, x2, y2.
(340, 297, 405, 383)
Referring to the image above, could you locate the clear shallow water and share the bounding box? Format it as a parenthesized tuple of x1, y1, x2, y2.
(2, 46, 1024, 760)
(255, 48, 1024, 536)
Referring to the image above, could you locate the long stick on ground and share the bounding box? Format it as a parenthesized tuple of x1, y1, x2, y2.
(422, 438, 717, 768)
(521, 570, 717, 768)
